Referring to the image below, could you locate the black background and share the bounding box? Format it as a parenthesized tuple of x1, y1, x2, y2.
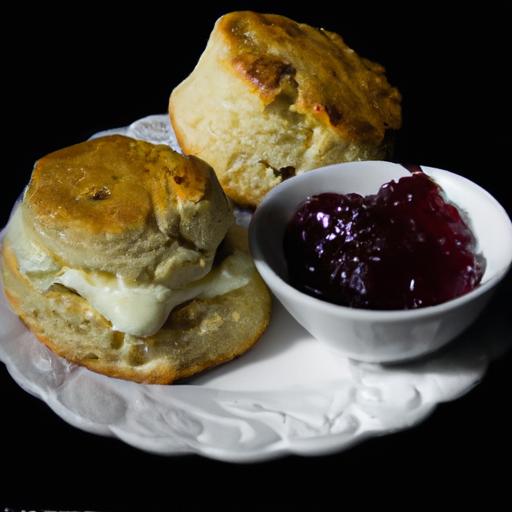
(2, 2, 511, 509)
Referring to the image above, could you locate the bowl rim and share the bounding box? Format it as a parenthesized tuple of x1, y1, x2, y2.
(249, 161, 512, 321)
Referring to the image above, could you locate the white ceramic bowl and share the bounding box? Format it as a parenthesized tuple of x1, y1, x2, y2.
(249, 161, 512, 363)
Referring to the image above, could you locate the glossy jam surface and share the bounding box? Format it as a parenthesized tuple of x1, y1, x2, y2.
(283, 171, 485, 310)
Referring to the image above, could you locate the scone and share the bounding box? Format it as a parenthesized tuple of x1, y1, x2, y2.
(170, 11, 402, 207)
(1, 135, 271, 384)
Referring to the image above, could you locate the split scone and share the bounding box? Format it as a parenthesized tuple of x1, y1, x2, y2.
(170, 11, 402, 207)
(1, 135, 271, 384)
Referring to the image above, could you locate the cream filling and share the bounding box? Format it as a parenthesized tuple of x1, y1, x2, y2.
(7, 204, 252, 337)
(7, 205, 60, 289)
(53, 252, 251, 337)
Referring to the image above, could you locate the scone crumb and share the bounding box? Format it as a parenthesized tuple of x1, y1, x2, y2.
(199, 312, 224, 334)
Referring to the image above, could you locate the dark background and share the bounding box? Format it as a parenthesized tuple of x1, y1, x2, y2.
(2, 2, 511, 509)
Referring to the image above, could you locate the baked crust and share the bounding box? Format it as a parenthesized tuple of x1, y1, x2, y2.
(22, 135, 233, 285)
(170, 11, 401, 206)
(219, 11, 401, 143)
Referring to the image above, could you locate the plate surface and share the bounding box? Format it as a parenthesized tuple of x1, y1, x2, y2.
(0, 115, 509, 462)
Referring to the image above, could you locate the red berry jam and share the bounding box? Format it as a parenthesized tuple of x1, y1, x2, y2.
(283, 170, 485, 310)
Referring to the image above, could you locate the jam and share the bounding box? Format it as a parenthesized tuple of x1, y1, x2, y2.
(283, 169, 485, 310)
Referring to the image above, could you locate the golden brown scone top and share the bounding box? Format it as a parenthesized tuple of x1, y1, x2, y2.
(26, 135, 210, 235)
(219, 11, 401, 143)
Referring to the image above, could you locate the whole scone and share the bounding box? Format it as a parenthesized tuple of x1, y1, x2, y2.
(170, 11, 402, 207)
(1, 136, 271, 383)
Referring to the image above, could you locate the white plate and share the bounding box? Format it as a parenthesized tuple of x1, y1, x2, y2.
(0, 115, 510, 462)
